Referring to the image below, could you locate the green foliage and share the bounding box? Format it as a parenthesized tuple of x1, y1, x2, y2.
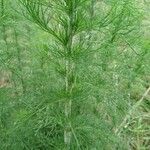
(0, 0, 149, 150)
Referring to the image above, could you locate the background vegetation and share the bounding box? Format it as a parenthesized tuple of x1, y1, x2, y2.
(0, 0, 149, 149)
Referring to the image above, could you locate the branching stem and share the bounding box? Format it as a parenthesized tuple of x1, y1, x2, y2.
(115, 87, 150, 135)
(64, 1, 76, 149)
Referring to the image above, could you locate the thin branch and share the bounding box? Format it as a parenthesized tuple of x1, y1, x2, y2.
(122, 36, 140, 55)
(115, 87, 150, 135)
(70, 124, 81, 150)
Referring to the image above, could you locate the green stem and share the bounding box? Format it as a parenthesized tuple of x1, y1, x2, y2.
(14, 28, 26, 94)
(64, 1, 76, 149)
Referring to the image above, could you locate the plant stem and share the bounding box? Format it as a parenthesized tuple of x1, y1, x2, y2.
(64, 2, 75, 149)
(115, 87, 150, 135)
(14, 28, 26, 94)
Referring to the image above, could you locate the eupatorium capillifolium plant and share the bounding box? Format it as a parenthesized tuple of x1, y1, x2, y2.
(0, 0, 147, 150)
